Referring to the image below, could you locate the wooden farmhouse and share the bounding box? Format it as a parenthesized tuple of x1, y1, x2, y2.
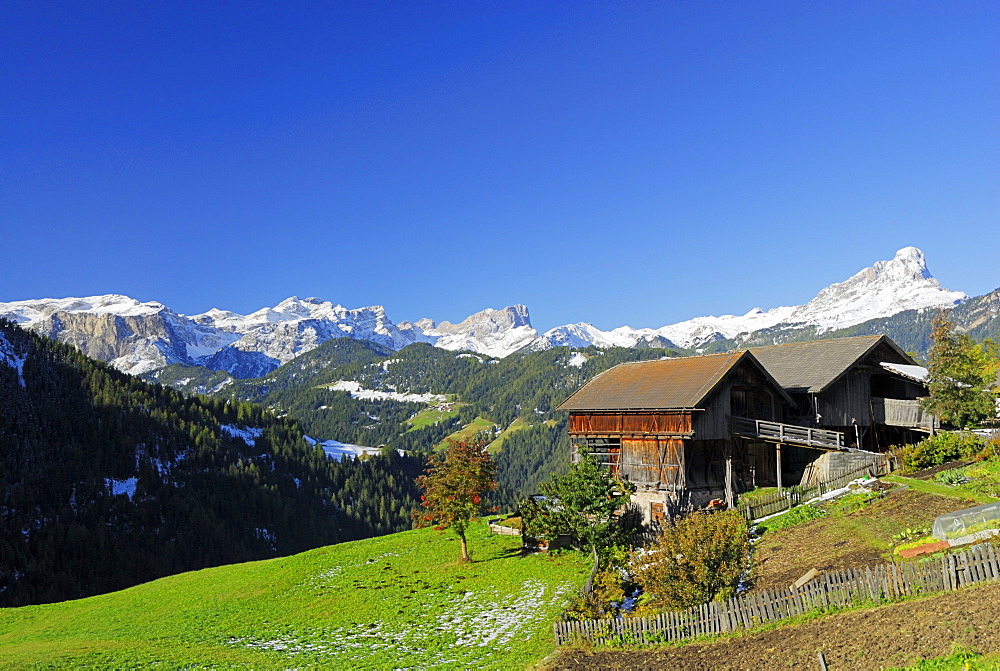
(556, 350, 796, 523)
(557, 334, 935, 523)
(748, 335, 937, 449)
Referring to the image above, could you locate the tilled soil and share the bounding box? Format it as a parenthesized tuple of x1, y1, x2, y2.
(547, 581, 1000, 670)
(753, 489, 974, 591)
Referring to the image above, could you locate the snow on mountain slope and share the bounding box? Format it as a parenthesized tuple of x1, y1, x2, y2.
(784, 246, 965, 328)
(0, 295, 534, 375)
(419, 305, 538, 358)
(0, 330, 28, 387)
(535, 247, 966, 351)
(0, 295, 238, 375)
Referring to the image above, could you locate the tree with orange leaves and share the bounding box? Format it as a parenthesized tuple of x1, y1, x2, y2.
(413, 440, 497, 563)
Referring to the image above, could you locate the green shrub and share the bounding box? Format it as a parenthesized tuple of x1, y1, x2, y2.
(899, 432, 985, 472)
(630, 511, 753, 611)
(756, 504, 826, 532)
(934, 468, 970, 486)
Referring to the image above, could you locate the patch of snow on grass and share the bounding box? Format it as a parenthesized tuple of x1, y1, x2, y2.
(227, 578, 574, 666)
(304, 435, 403, 461)
(106, 477, 138, 500)
(567, 352, 588, 368)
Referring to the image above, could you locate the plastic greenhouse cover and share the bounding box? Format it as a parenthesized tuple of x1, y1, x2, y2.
(932, 500, 1000, 541)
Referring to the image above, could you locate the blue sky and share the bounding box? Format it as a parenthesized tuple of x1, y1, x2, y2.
(3, 2, 997, 332)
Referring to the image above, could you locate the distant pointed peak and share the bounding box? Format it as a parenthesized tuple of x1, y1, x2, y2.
(894, 246, 924, 261)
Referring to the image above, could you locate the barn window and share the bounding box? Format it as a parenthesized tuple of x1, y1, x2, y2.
(577, 437, 621, 472)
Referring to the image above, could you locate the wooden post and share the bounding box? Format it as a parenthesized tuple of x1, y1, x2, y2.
(725, 454, 734, 510)
(776, 443, 783, 492)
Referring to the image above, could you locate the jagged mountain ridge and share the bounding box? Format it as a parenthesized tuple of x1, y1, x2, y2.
(0, 294, 536, 376)
(0, 247, 977, 376)
(534, 247, 967, 351)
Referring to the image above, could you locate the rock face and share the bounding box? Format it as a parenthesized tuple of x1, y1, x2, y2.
(785, 247, 965, 329)
(534, 247, 967, 351)
(0, 295, 536, 375)
(418, 305, 538, 359)
(0, 295, 235, 375)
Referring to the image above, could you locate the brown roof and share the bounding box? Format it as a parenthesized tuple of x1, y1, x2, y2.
(748, 334, 914, 393)
(557, 351, 750, 411)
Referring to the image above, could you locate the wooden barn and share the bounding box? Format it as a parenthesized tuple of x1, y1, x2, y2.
(748, 335, 937, 450)
(556, 350, 796, 522)
(557, 334, 935, 523)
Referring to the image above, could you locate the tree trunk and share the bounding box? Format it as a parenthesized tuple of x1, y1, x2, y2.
(459, 531, 470, 563)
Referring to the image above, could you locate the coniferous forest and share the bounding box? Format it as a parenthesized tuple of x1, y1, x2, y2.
(0, 320, 424, 606)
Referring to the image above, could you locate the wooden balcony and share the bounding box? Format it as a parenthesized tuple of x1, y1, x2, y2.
(728, 416, 846, 451)
(871, 397, 939, 431)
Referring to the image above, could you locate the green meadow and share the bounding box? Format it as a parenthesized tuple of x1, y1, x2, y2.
(406, 401, 464, 432)
(435, 417, 498, 450)
(0, 524, 590, 669)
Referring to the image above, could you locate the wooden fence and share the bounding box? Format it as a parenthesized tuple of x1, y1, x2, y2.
(554, 542, 1000, 647)
(737, 456, 890, 521)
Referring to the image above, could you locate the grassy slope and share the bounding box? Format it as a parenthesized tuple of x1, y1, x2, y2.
(406, 403, 463, 431)
(0, 524, 590, 669)
(435, 417, 497, 449)
(753, 486, 994, 590)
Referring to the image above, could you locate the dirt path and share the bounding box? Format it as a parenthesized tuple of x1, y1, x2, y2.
(547, 581, 1000, 670)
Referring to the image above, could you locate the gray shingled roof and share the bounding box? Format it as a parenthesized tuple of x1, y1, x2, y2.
(748, 335, 908, 393)
(557, 351, 748, 411)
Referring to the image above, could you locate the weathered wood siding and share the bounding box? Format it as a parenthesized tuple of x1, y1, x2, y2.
(817, 342, 928, 428)
(694, 358, 782, 440)
(683, 439, 728, 489)
(619, 437, 685, 488)
(568, 412, 692, 436)
(816, 368, 872, 426)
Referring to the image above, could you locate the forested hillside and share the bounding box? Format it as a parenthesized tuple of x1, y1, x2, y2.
(152, 341, 683, 509)
(0, 320, 424, 607)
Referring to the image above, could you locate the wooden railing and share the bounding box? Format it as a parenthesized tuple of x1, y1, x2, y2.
(554, 542, 1000, 647)
(729, 416, 845, 450)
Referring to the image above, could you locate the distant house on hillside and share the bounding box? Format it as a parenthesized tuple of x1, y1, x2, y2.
(557, 334, 935, 522)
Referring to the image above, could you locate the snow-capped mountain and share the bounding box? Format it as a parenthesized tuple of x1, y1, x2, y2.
(0, 295, 532, 376)
(417, 305, 537, 359)
(0, 294, 238, 375)
(0, 246, 971, 376)
(534, 247, 967, 351)
(187, 297, 436, 377)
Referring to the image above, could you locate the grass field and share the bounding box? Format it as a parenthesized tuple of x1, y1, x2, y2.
(435, 416, 497, 449)
(406, 402, 464, 432)
(885, 473, 999, 505)
(0, 524, 590, 669)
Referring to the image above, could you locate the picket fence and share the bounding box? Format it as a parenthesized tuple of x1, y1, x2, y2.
(553, 542, 1000, 646)
(737, 455, 891, 521)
